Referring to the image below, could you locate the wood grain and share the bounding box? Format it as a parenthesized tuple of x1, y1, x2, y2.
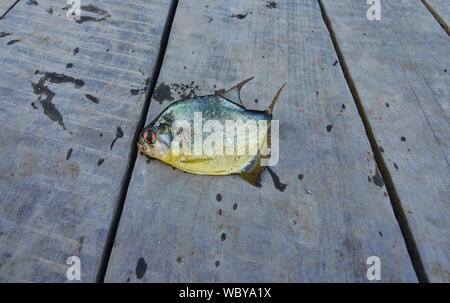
(321, 0, 449, 282)
(0, 0, 172, 282)
(105, 0, 416, 282)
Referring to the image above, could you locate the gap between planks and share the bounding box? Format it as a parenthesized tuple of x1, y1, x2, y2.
(95, 0, 179, 283)
(317, 0, 429, 282)
(421, 0, 450, 36)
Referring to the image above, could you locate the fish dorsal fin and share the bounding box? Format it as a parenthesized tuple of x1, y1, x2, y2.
(220, 77, 254, 106)
(267, 83, 286, 115)
(240, 152, 266, 187)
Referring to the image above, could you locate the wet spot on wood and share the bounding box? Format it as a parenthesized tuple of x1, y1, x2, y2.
(110, 126, 124, 150)
(298, 174, 304, 180)
(385, 102, 390, 108)
(231, 13, 248, 19)
(214, 88, 226, 96)
(401, 136, 406, 142)
(233, 203, 238, 210)
(130, 88, 140, 95)
(216, 193, 222, 202)
(0, 32, 12, 38)
(76, 15, 111, 24)
(46, 8, 53, 14)
(7, 39, 21, 45)
(266, 1, 277, 9)
(379, 231, 383, 237)
(342, 104, 346, 109)
(85, 94, 99, 104)
(73, 47, 79, 55)
(135, 257, 147, 279)
(99, 132, 103, 137)
(221, 232, 226, 241)
(97, 158, 104, 166)
(254, 99, 259, 103)
(31, 71, 84, 130)
(267, 167, 287, 192)
(371, 168, 384, 187)
(153, 82, 174, 104)
(215, 260, 220, 267)
(176, 256, 182, 263)
(81, 4, 108, 15)
(171, 81, 199, 99)
(66, 148, 73, 160)
(326, 124, 333, 132)
(66, 63, 73, 68)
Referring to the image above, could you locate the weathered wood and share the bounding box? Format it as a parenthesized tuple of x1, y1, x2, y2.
(0, 0, 172, 282)
(423, 0, 449, 34)
(105, 0, 417, 282)
(321, 0, 449, 282)
(0, 0, 17, 19)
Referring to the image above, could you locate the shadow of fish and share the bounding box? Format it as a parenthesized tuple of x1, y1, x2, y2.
(138, 77, 285, 186)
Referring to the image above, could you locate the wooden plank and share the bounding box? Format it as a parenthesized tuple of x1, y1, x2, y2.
(0, 0, 172, 282)
(423, 0, 449, 34)
(321, 0, 449, 282)
(105, 0, 417, 282)
(0, 0, 17, 19)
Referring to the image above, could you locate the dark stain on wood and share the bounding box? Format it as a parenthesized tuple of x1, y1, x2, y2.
(371, 168, 384, 187)
(326, 124, 333, 132)
(97, 158, 104, 166)
(135, 257, 147, 279)
(110, 126, 124, 150)
(266, 1, 277, 9)
(267, 167, 287, 192)
(231, 13, 248, 19)
(73, 47, 79, 55)
(7, 39, 21, 45)
(85, 94, 99, 104)
(0, 32, 12, 38)
(153, 82, 174, 104)
(216, 193, 222, 202)
(66, 63, 73, 68)
(66, 148, 73, 160)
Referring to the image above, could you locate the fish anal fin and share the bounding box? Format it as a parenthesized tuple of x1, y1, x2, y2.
(239, 153, 265, 187)
(220, 76, 254, 106)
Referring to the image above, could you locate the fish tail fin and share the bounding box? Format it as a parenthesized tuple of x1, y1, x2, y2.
(267, 83, 286, 115)
(240, 153, 266, 187)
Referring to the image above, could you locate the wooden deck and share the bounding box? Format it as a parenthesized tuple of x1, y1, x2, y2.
(0, 0, 448, 282)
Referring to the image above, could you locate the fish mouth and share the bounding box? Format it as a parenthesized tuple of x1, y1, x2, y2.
(137, 140, 145, 152)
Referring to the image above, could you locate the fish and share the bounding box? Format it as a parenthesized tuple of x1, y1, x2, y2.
(137, 77, 285, 186)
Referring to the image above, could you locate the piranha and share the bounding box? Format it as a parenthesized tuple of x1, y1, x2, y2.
(137, 77, 285, 186)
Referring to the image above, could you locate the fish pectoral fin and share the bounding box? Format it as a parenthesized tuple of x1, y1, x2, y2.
(220, 76, 254, 106)
(239, 153, 266, 187)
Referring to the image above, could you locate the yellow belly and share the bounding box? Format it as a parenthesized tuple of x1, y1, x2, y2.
(161, 153, 255, 175)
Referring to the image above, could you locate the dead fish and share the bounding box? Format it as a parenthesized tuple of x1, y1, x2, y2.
(138, 77, 285, 186)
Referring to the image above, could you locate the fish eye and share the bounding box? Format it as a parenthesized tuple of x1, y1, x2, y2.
(143, 130, 156, 144)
